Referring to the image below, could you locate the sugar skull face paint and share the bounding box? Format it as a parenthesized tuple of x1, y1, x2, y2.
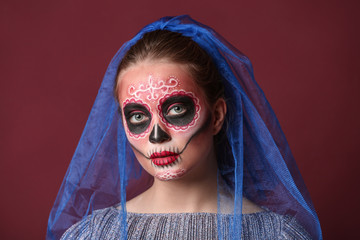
(158, 90, 200, 131)
(128, 75, 179, 101)
(117, 61, 216, 181)
(123, 98, 152, 138)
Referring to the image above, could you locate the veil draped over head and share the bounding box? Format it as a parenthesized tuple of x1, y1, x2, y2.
(47, 15, 322, 239)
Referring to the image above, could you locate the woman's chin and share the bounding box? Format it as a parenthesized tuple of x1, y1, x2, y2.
(154, 168, 186, 181)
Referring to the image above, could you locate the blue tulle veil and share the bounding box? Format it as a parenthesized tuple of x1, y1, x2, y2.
(47, 15, 322, 239)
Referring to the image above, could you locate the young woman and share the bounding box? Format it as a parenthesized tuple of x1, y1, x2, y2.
(48, 16, 322, 240)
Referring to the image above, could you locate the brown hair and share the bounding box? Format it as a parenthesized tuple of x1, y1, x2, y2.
(114, 30, 224, 106)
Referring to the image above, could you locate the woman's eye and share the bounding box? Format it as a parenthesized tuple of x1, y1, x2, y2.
(167, 104, 186, 116)
(161, 95, 195, 127)
(129, 113, 147, 124)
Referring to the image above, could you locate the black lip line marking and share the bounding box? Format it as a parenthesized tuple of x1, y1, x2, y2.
(129, 113, 212, 160)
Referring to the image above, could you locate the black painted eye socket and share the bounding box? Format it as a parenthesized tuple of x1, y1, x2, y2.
(123, 103, 152, 134)
(161, 95, 196, 126)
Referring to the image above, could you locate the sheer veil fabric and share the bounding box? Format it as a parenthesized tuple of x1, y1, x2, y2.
(47, 15, 322, 239)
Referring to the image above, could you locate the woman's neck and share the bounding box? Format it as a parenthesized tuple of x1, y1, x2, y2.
(126, 151, 219, 213)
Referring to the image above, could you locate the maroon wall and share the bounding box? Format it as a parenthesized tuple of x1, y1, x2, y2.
(1, 0, 359, 239)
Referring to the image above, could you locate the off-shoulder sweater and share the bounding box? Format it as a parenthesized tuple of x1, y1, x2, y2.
(61, 206, 311, 239)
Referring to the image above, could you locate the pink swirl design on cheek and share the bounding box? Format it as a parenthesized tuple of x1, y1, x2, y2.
(122, 98, 152, 139)
(158, 90, 201, 131)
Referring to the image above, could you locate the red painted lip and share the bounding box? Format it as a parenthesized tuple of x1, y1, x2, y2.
(150, 151, 179, 166)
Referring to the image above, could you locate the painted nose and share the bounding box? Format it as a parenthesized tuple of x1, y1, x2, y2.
(149, 124, 171, 143)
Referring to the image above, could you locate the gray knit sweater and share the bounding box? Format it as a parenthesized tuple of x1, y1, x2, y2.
(61, 206, 311, 239)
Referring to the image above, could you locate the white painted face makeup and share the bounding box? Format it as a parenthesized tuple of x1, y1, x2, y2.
(118, 62, 214, 181)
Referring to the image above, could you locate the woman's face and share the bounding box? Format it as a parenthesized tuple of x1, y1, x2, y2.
(117, 61, 217, 181)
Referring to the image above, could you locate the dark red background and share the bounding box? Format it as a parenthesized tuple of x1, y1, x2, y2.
(1, 0, 359, 239)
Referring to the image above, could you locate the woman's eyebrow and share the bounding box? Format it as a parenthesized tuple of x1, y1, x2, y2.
(123, 103, 150, 115)
(162, 95, 193, 104)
